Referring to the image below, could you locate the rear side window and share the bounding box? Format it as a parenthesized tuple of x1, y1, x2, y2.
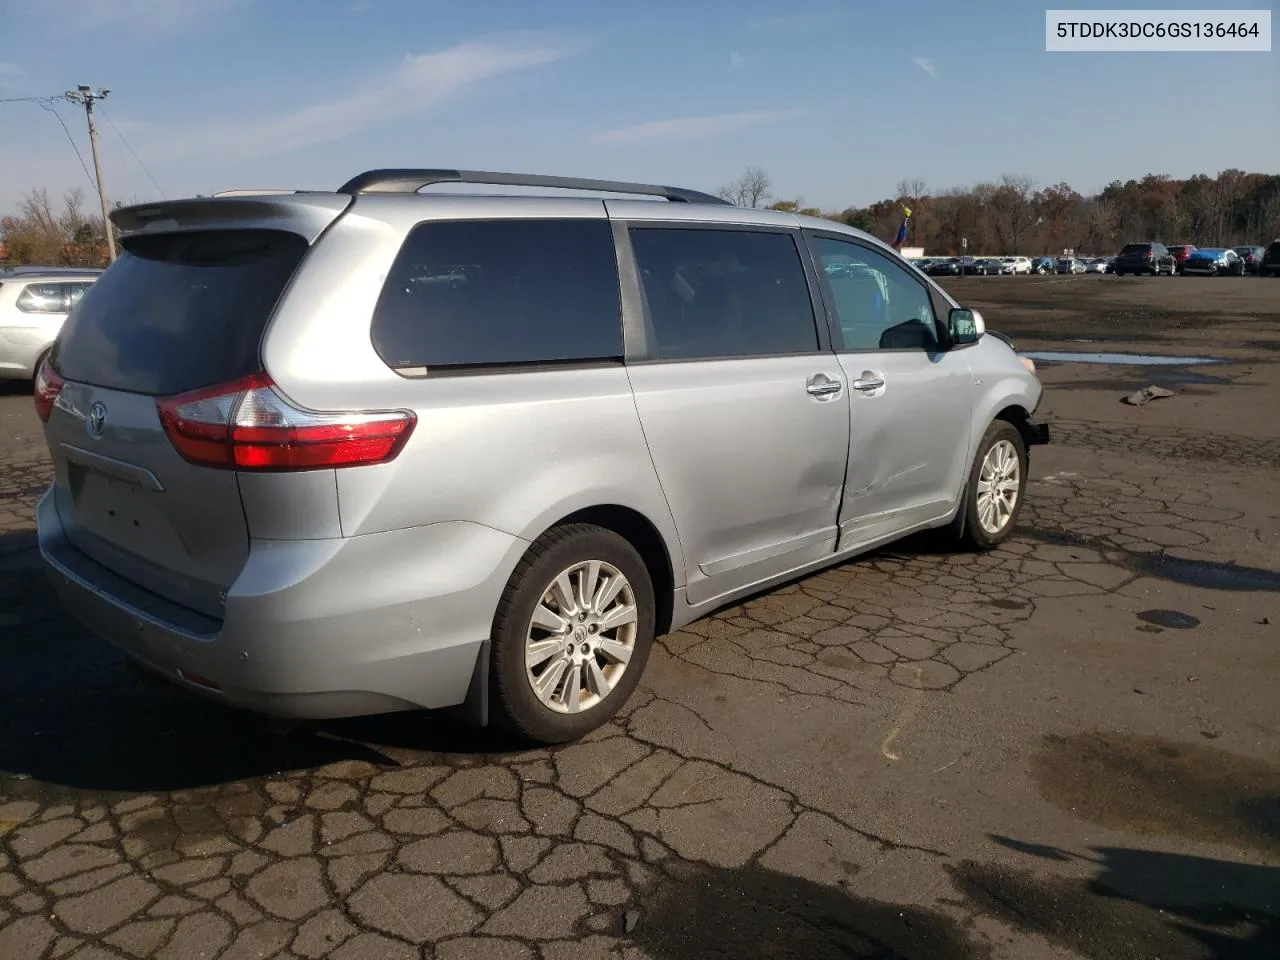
(629, 228, 818, 361)
(16, 283, 71, 314)
(371, 219, 622, 369)
(54, 229, 307, 395)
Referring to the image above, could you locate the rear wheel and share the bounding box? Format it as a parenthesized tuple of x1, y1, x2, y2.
(490, 523, 655, 744)
(956, 420, 1028, 551)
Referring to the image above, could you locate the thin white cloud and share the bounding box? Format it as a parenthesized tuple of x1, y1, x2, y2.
(0, 63, 20, 75)
(593, 108, 812, 145)
(912, 57, 939, 77)
(149, 34, 584, 162)
(728, 51, 746, 69)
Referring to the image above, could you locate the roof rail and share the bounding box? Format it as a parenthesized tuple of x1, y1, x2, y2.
(336, 168, 730, 205)
(212, 189, 303, 197)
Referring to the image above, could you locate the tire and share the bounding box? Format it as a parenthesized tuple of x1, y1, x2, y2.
(955, 420, 1028, 551)
(490, 523, 655, 744)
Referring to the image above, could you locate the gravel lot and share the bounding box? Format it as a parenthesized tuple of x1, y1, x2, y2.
(2, 274, 1277, 959)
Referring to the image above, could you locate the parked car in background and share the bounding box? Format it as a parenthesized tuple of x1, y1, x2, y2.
(967, 258, 1004, 276)
(1056, 257, 1085, 275)
(1030, 257, 1054, 275)
(1181, 248, 1245, 276)
(1233, 246, 1265, 275)
(1001, 257, 1032, 275)
(1260, 241, 1280, 277)
(32, 167, 1049, 743)
(0, 266, 104, 279)
(0, 270, 100, 381)
(1082, 258, 1109, 274)
(928, 258, 962, 277)
(1112, 242, 1175, 276)
(1166, 245, 1196, 274)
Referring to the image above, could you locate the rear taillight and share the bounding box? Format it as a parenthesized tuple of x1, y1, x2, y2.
(1144, 251, 1154, 259)
(34, 358, 65, 423)
(155, 373, 415, 471)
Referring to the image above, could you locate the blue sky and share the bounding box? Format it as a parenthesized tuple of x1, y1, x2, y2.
(0, 0, 1275, 217)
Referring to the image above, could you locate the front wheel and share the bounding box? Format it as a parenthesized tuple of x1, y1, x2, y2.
(490, 523, 655, 744)
(956, 421, 1028, 551)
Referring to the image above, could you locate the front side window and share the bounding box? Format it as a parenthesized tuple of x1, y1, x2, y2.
(371, 219, 622, 369)
(810, 237, 939, 352)
(628, 227, 818, 361)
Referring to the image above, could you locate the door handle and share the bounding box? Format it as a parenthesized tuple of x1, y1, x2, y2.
(806, 377, 843, 397)
(852, 377, 885, 392)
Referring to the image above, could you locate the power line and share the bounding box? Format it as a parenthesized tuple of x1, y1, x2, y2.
(99, 103, 166, 199)
(34, 99, 97, 191)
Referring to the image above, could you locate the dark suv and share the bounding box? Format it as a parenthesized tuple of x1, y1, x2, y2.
(1261, 241, 1280, 277)
(1112, 242, 1175, 276)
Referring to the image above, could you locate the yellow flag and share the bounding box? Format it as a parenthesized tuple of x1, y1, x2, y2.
(903, 205, 913, 219)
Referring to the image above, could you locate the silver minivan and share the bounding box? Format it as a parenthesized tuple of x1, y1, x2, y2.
(35, 169, 1049, 743)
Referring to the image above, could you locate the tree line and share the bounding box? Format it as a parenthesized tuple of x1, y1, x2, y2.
(0, 188, 114, 266)
(721, 167, 1280, 256)
(3, 167, 1276, 266)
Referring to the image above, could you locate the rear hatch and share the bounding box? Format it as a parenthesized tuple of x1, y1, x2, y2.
(42, 196, 349, 618)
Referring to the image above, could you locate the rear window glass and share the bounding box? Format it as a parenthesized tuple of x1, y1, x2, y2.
(53, 229, 307, 395)
(1120, 244, 1152, 254)
(370, 219, 622, 369)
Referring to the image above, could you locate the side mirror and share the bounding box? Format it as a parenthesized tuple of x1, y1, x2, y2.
(949, 307, 985, 345)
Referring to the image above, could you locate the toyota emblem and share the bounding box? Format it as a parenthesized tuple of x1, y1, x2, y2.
(87, 402, 107, 440)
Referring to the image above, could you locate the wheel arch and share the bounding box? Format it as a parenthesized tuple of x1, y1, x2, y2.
(551, 504, 677, 637)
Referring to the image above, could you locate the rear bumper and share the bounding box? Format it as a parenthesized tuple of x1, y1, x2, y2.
(38, 490, 528, 719)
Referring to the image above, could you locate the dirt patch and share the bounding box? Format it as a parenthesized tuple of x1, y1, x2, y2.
(1030, 732, 1280, 856)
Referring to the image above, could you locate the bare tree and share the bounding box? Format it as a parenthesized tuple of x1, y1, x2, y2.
(986, 174, 1037, 254)
(718, 167, 772, 208)
(0, 187, 108, 266)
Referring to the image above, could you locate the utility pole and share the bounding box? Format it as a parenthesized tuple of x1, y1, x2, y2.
(65, 85, 116, 263)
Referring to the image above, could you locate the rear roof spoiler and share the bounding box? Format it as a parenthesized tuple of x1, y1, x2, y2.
(110, 194, 353, 243)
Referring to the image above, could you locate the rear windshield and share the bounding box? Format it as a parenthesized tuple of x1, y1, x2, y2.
(1119, 244, 1152, 254)
(1268, 242, 1280, 256)
(53, 229, 308, 395)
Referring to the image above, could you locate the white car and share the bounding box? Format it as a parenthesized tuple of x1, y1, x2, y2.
(0, 270, 101, 380)
(1001, 257, 1032, 275)
(1083, 258, 1108, 274)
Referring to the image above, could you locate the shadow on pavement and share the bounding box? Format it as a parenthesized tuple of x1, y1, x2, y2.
(630, 862, 987, 960)
(0, 530, 530, 796)
(1021, 525, 1280, 592)
(955, 841, 1280, 960)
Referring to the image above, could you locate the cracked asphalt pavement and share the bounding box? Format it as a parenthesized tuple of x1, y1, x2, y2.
(2, 276, 1278, 959)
